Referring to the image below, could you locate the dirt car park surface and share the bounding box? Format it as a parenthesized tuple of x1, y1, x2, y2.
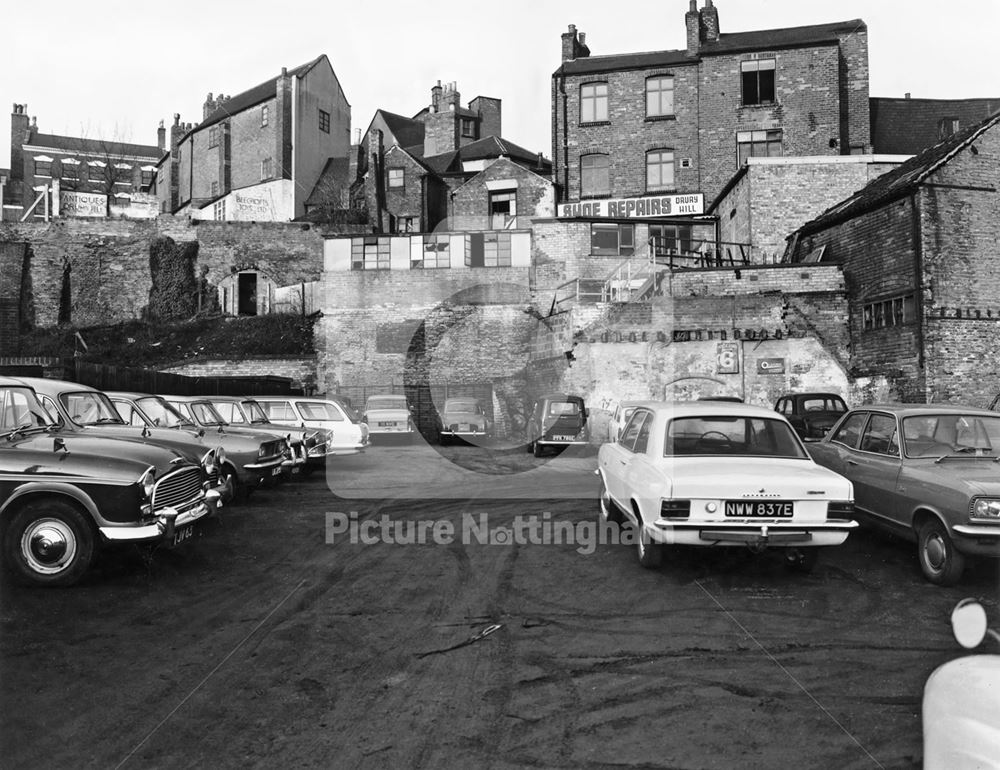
(2, 439, 998, 768)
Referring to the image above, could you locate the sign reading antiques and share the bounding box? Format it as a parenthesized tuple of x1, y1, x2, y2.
(580, 327, 789, 344)
(558, 193, 704, 219)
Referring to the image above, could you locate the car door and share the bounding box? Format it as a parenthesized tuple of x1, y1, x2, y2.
(602, 409, 648, 506)
(621, 410, 658, 521)
(850, 411, 904, 521)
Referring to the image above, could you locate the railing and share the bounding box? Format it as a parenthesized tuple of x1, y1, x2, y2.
(651, 238, 752, 269)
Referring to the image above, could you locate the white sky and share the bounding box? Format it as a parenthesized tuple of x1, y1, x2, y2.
(3, 0, 998, 169)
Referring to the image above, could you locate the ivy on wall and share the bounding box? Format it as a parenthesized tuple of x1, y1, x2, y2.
(147, 236, 199, 321)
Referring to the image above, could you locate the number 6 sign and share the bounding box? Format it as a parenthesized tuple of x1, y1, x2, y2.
(716, 341, 740, 374)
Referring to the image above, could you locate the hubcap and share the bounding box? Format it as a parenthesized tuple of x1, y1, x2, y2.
(925, 534, 946, 570)
(21, 519, 77, 574)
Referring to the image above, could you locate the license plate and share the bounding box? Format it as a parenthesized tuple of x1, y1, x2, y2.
(552, 435, 575, 441)
(172, 526, 194, 546)
(725, 501, 794, 517)
(272, 466, 283, 476)
(379, 421, 397, 427)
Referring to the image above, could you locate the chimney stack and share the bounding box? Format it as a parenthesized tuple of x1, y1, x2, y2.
(700, 0, 720, 43)
(561, 24, 590, 62)
(157, 120, 166, 151)
(685, 1, 700, 56)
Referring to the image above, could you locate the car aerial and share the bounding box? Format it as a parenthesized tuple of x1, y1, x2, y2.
(437, 397, 492, 445)
(254, 396, 369, 456)
(807, 404, 1000, 585)
(526, 393, 590, 457)
(775, 392, 849, 441)
(108, 392, 288, 499)
(0, 379, 220, 586)
(203, 395, 333, 474)
(608, 400, 643, 443)
(597, 401, 857, 572)
(362, 394, 415, 442)
(14, 377, 231, 502)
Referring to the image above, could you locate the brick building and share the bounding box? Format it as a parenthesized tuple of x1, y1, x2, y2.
(159, 55, 350, 222)
(551, 1, 870, 262)
(870, 95, 1000, 155)
(5, 103, 164, 221)
(788, 112, 1000, 406)
(351, 82, 552, 234)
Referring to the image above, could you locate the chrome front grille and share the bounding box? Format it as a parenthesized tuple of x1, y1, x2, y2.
(261, 440, 284, 459)
(152, 467, 204, 511)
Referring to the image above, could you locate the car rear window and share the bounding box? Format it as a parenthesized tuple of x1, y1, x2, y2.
(547, 401, 581, 417)
(665, 416, 807, 458)
(298, 402, 343, 421)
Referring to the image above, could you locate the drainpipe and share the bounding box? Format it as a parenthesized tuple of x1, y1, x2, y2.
(911, 192, 926, 389)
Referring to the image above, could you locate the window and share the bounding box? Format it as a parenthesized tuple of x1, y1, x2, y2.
(591, 223, 634, 256)
(859, 413, 899, 456)
(938, 117, 960, 139)
(319, 109, 330, 133)
(208, 125, 219, 148)
(415, 235, 451, 269)
(60, 160, 80, 180)
(737, 129, 782, 166)
(88, 163, 106, 182)
(351, 237, 391, 270)
(388, 168, 404, 188)
(618, 410, 649, 452)
(489, 190, 515, 229)
(141, 169, 154, 187)
(863, 294, 915, 331)
(831, 412, 868, 449)
(211, 181, 219, 197)
(213, 200, 226, 221)
(461, 118, 476, 138)
(467, 232, 512, 267)
(741, 58, 775, 105)
(261, 158, 272, 180)
(646, 150, 675, 192)
(113, 194, 131, 207)
(646, 76, 674, 118)
(34, 160, 52, 177)
(580, 154, 610, 198)
(580, 82, 608, 123)
(261, 105, 269, 127)
(649, 224, 692, 257)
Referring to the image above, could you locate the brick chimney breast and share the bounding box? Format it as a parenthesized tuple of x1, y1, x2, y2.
(685, 1, 700, 56)
(700, 0, 720, 43)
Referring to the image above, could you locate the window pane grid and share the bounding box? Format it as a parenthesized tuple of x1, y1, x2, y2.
(580, 83, 608, 123)
(645, 77, 674, 117)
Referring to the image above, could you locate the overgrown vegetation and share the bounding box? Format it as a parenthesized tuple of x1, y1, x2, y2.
(15, 314, 317, 367)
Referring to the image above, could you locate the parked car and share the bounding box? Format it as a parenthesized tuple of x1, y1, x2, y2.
(0, 379, 220, 586)
(807, 404, 1000, 585)
(775, 392, 848, 441)
(608, 400, 643, 443)
(362, 394, 415, 442)
(204, 395, 333, 474)
(438, 397, 492, 445)
(109, 392, 288, 498)
(14, 377, 230, 502)
(254, 396, 369, 455)
(526, 393, 590, 457)
(597, 401, 857, 571)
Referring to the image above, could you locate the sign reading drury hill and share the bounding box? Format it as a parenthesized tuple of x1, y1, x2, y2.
(558, 193, 704, 219)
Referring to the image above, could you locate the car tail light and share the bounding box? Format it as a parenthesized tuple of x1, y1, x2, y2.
(827, 501, 854, 519)
(660, 500, 690, 519)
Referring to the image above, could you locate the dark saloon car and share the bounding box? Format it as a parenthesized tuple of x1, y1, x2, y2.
(808, 404, 1000, 585)
(0, 380, 220, 586)
(775, 392, 848, 441)
(525, 393, 589, 457)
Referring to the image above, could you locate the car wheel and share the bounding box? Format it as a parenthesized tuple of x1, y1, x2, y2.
(784, 547, 819, 574)
(635, 519, 663, 569)
(918, 519, 965, 586)
(598, 478, 624, 525)
(4, 499, 95, 587)
(439, 434, 449, 447)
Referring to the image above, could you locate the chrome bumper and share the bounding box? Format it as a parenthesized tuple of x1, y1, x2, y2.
(99, 492, 219, 543)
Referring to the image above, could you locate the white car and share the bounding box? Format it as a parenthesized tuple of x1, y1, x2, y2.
(254, 396, 369, 456)
(608, 399, 643, 442)
(363, 394, 415, 441)
(597, 401, 858, 571)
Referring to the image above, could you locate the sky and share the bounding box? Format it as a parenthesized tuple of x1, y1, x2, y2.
(3, 0, 998, 170)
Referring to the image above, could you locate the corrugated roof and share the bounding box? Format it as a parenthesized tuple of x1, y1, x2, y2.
(555, 19, 864, 76)
(797, 111, 1000, 237)
(870, 96, 1000, 155)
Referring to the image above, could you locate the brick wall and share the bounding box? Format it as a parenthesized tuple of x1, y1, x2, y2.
(229, 98, 277, 191)
(449, 157, 554, 230)
(384, 147, 427, 228)
(0, 218, 327, 328)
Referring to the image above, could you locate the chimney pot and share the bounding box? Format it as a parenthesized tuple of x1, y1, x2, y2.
(905, 92, 911, 99)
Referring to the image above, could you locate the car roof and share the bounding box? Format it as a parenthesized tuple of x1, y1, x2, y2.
(779, 392, 847, 399)
(8, 376, 98, 395)
(850, 403, 998, 417)
(537, 392, 585, 401)
(632, 401, 790, 419)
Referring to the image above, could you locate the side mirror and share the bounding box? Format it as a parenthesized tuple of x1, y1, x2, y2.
(952, 599, 989, 649)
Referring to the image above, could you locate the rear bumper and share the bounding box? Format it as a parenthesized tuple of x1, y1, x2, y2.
(650, 519, 858, 547)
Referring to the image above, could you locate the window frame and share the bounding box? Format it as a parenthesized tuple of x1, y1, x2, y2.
(261, 157, 272, 181)
(319, 108, 331, 134)
(580, 82, 609, 124)
(645, 76, 675, 118)
(580, 153, 610, 198)
(591, 223, 635, 257)
(645, 149, 676, 192)
(741, 58, 776, 106)
(261, 104, 269, 128)
(387, 168, 404, 189)
(862, 294, 916, 332)
(34, 160, 52, 177)
(208, 125, 219, 148)
(737, 129, 782, 166)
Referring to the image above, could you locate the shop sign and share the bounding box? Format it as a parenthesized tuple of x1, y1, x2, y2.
(757, 358, 786, 374)
(558, 193, 704, 219)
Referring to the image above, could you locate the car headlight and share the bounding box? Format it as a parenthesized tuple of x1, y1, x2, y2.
(216, 447, 226, 466)
(139, 467, 156, 500)
(201, 450, 217, 475)
(971, 498, 1000, 520)
(258, 445, 268, 458)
